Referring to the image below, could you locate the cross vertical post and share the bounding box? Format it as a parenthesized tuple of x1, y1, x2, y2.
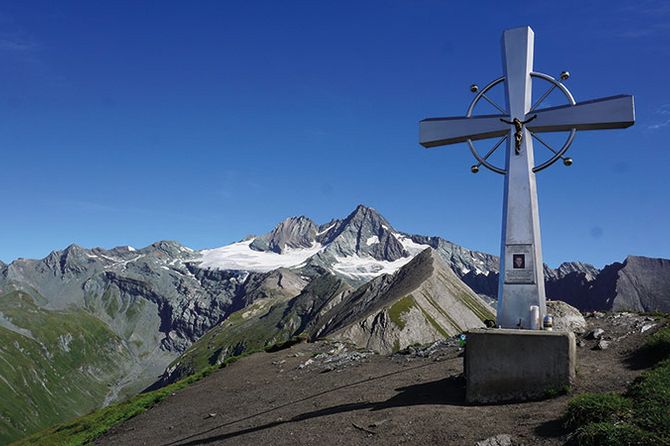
(497, 27, 546, 328)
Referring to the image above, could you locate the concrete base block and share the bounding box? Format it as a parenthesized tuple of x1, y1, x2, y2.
(465, 328, 576, 404)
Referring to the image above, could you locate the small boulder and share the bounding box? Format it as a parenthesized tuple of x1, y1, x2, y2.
(595, 340, 610, 350)
(476, 434, 513, 446)
(546, 300, 587, 333)
(588, 328, 605, 340)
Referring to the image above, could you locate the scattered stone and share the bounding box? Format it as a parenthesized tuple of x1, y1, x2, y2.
(272, 359, 286, 365)
(588, 328, 605, 340)
(475, 433, 513, 446)
(577, 340, 586, 348)
(204, 413, 217, 419)
(298, 359, 314, 369)
(641, 323, 656, 333)
(595, 340, 610, 350)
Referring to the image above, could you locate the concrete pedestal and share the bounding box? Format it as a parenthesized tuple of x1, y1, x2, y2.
(465, 328, 576, 404)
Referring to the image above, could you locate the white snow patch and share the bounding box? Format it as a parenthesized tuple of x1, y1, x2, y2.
(331, 254, 416, 279)
(366, 236, 379, 246)
(393, 233, 429, 255)
(316, 223, 336, 236)
(127, 246, 136, 252)
(197, 240, 324, 272)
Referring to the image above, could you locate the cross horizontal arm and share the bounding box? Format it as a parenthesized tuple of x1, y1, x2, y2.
(528, 95, 635, 133)
(419, 114, 509, 148)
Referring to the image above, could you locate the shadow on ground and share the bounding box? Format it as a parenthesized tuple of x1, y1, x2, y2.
(162, 373, 466, 446)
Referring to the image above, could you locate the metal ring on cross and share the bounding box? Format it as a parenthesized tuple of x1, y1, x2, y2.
(466, 72, 577, 175)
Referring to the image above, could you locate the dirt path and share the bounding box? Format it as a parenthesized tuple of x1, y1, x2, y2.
(97, 314, 658, 446)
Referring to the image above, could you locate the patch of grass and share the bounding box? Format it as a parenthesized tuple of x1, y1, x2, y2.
(570, 421, 665, 446)
(564, 393, 631, 430)
(627, 358, 670, 438)
(388, 295, 415, 330)
(544, 385, 571, 399)
(11, 350, 256, 446)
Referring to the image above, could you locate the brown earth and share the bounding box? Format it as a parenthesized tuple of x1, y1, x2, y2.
(97, 313, 664, 446)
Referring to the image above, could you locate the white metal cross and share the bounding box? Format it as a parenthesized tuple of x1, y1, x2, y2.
(419, 27, 635, 329)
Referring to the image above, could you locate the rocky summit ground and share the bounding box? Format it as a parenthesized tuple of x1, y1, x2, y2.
(97, 312, 664, 446)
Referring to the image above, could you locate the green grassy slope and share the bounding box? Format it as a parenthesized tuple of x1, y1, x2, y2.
(0, 291, 132, 444)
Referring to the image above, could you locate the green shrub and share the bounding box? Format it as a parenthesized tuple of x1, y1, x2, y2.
(564, 393, 632, 430)
(570, 421, 666, 446)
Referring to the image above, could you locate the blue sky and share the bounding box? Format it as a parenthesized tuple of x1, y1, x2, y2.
(0, 0, 668, 268)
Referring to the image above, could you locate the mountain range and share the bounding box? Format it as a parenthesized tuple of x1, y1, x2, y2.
(0, 204, 668, 443)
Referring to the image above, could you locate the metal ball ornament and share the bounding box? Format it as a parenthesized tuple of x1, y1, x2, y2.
(563, 157, 573, 166)
(470, 84, 479, 93)
(471, 165, 480, 173)
(560, 71, 570, 80)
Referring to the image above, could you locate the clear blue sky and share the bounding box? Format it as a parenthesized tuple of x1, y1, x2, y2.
(1, 0, 668, 268)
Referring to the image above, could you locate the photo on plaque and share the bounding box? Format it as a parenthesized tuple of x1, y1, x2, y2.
(513, 254, 525, 269)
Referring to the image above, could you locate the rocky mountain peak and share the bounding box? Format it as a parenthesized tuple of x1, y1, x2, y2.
(250, 216, 318, 254)
(41, 244, 96, 276)
(555, 261, 600, 280)
(318, 205, 408, 262)
(139, 240, 190, 258)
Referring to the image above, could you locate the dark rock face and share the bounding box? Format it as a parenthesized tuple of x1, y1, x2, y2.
(544, 256, 670, 313)
(601, 256, 670, 312)
(250, 216, 318, 253)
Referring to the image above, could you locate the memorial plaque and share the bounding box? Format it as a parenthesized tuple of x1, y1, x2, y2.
(504, 244, 535, 284)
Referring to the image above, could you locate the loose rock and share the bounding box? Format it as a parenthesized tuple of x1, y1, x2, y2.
(475, 433, 513, 446)
(588, 328, 605, 340)
(595, 340, 610, 350)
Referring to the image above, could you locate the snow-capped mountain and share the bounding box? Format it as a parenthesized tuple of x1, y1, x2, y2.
(197, 205, 439, 282)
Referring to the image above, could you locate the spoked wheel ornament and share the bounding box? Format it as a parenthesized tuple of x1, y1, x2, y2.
(467, 71, 576, 174)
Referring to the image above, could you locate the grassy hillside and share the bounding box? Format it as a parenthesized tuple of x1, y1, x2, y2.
(0, 291, 132, 444)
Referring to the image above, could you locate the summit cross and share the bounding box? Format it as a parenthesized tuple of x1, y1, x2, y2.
(419, 26, 635, 329)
